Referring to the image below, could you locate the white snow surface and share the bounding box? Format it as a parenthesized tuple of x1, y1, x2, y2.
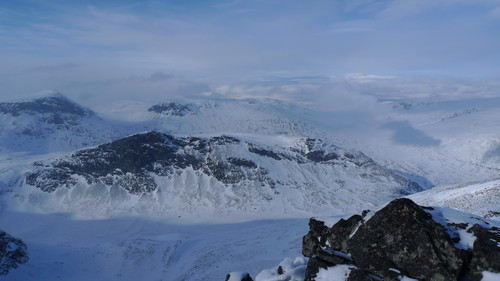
(254, 257, 307, 281)
(410, 179, 500, 220)
(314, 264, 356, 281)
(0, 210, 308, 281)
(482, 271, 500, 281)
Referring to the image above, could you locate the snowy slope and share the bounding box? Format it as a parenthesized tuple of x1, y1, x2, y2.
(146, 98, 327, 137)
(0, 210, 309, 281)
(410, 179, 500, 220)
(2, 131, 422, 221)
(142, 96, 500, 187)
(343, 97, 500, 186)
(0, 93, 121, 154)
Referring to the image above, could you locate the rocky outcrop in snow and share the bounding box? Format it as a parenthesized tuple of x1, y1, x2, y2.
(302, 198, 500, 281)
(0, 230, 28, 275)
(225, 272, 254, 281)
(148, 102, 197, 116)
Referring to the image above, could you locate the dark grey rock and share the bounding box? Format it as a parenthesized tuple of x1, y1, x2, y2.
(224, 272, 253, 281)
(248, 145, 283, 160)
(277, 265, 284, 275)
(302, 218, 328, 258)
(468, 224, 500, 281)
(148, 102, 196, 116)
(327, 214, 363, 252)
(348, 198, 468, 281)
(347, 268, 378, 281)
(0, 230, 28, 275)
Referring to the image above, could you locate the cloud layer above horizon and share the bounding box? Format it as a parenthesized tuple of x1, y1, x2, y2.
(1, 0, 500, 103)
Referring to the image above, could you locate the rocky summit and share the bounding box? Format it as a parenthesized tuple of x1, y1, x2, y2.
(0, 230, 29, 275)
(301, 198, 500, 281)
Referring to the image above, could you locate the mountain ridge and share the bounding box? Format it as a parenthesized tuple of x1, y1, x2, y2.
(13, 131, 423, 221)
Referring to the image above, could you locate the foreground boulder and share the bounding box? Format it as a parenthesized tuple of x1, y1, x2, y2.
(225, 272, 253, 281)
(303, 198, 500, 281)
(0, 230, 29, 275)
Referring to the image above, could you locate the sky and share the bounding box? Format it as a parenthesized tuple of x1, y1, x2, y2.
(1, 0, 500, 104)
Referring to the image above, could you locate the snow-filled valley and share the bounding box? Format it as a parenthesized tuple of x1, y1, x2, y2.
(0, 210, 310, 281)
(0, 91, 499, 280)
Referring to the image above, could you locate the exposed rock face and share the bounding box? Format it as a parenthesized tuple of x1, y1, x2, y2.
(25, 131, 268, 194)
(0, 230, 29, 275)
(468, 224, 500, 281)
(302, 198, 500, 281)
(348, 199, 468, 281)
(225, 272, 253, 281)
(148, 102, 197, 116)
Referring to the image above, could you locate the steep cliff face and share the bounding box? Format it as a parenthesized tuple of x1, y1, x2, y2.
(19, 131, 422, 219)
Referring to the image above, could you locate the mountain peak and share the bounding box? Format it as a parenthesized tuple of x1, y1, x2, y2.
(0, 92, 94, 117)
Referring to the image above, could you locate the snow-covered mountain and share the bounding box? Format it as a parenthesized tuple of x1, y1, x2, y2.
(146, 99, 325, 137)
(0, 93, 121, 154)
(345, 96, 500, 186)
(7, 131, 422, 220)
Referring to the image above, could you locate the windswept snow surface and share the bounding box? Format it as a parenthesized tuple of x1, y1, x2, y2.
(0, 210, 308, 281)
(349, 97, 500, 186)
(410, 179, 500, 220)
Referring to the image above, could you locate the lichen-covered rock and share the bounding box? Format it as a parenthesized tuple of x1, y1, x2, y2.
(348, 198, 469, 281)
(304, 251, 353, 281)
(468, 224, 500, 281)
(327, 214, 363, 253)
(347, 268, 377, 281)
(0, 230, 29, 275)
(302, 198, 500, 281)
(302, 218, 328, 258)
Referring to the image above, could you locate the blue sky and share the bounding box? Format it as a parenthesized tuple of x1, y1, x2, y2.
(1, 0, 500, 102)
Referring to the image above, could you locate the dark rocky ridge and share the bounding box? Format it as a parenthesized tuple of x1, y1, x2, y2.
(25, 131, 423, 198)
(148, 102, 197, 116)
(25, 131, 267, 194)
(302, 198, 500, 281)
(0, 230, 29, 275)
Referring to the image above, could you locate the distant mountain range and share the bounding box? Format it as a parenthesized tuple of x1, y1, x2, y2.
(0, 92, 498, 221)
